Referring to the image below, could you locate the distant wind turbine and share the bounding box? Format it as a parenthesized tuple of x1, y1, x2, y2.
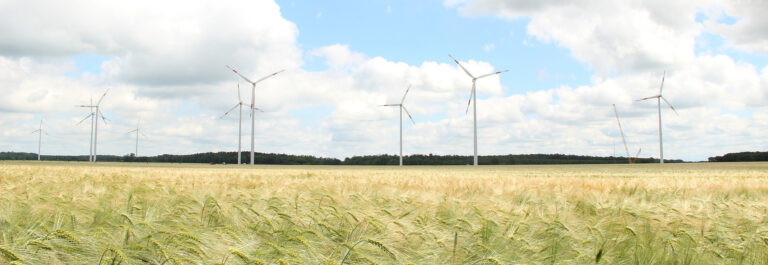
(612, 104, 642, 164)
(31, 119, 49, 161)
(220, 79, 263, 164)
(380, 85, 415, 166)
(449, 54, 508, 166)
(126, 118, 147, 157)
(77, 88, 109, 162)
(78, 97, 95, 161)
(226, 66, 283, 165)
(636, 71, 677, 164)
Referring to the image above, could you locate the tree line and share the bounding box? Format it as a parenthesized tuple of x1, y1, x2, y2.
(0, 151, 683, 165)
(0, 152, 341, 165)
(708, 151, 768, 162)
(343, 153, 675, 165)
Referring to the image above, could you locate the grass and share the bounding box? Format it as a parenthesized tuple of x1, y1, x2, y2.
(1, 161, 767, 264)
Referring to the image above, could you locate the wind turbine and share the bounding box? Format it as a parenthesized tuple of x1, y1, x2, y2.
(31, 119, 49, 161)
(220, 79, 263, 165)
(226, 65, 284, 165)
(77, 88, 109, 162)
(380, 85, 415, 166)
(612, 104, 643, 164)
(636, 71, 677, 164)
(78, 97, 95, 161)
(449, 54, 508, 166)
(126, 118, 147, 158)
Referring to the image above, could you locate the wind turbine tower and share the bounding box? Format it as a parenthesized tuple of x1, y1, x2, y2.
(637, 71, 677, 164)
(380, 85, 415, 166)
(449, 55, 508, 166)
(127, 119, 147, 157)
(31, 119, 48, 161)
(78, 98, 95, 161)
(226, 66, 284, 165)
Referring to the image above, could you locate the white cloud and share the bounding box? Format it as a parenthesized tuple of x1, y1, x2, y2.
(449, 0, 707, 75)
(0, 0, 302, 87)
(708, 1, 768, 54)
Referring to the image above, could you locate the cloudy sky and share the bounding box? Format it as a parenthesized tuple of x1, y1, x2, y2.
(1, 0, 766, 161)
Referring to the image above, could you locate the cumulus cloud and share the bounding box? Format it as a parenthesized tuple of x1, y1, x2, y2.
(447, 0, 705, 75)
(0, 0, 302, 87)
(708, 1, 768, 54)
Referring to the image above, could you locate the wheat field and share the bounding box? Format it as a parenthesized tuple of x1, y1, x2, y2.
(0, 161, 767, 264)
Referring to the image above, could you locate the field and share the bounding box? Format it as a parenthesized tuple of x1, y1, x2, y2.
(1, 161, 768, 264)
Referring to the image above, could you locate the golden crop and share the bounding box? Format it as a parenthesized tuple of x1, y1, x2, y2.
(1, 161, 767, 264)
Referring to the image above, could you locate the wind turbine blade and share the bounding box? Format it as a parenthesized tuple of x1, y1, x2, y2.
(140, 132, 148, 138)
(247, 105, 265, 117)
(237, 79, 242, 102)
(402, 106, 415, 124)
(400, 84, 411, 104)
(659, 71, 665, 94)
(635, 95, 659, 101)
(127, 129, 138, 133)
(466, 84, 475, 114)
(449, 54, 474, 78)
(96, 88, 110, 106)
(220, 103, 240, 119)
(226, 65, 255, 84)
(253, 69, 286, 85)
(661, 96, 678, 115)
(77, 113, 92, 124)
(476, 70, 509, 79)
(98, 109, 108, 124)
(31, 129, 41, 134)
(379, 104, 399, 107)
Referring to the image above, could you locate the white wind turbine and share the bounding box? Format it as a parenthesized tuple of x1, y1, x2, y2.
(380, 85, 415, 166)
(77, 88, 109, 162)
(226, 66, 284, 165)
(220, 79, 263, 164)
(31, 119, 49, 161)
(449, 54, 508, 166)
(77, 97, 96, 161)
(126, 118, 147, 157)
(636, 71, 677, 164)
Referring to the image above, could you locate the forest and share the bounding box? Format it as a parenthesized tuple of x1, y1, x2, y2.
(708, 151, 768, 162)
(0, 151, 683, 165)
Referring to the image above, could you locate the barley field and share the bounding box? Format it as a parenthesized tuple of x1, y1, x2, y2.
(1, 161, 767, 264)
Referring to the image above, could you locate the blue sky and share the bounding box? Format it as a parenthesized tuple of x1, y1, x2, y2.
(278, 0, 592, 94)
(1, 0, 767, 161)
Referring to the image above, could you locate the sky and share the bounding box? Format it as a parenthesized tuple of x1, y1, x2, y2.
(1, 0, 766, 161)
